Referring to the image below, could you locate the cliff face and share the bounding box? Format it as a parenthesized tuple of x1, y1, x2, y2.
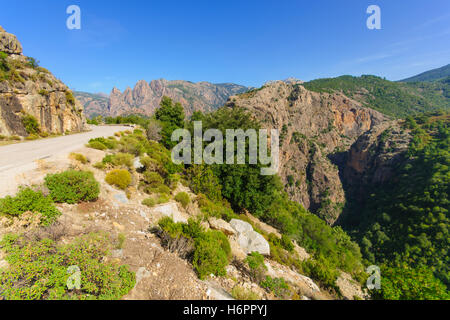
(76, 80, 248, 118)
(0, 26, 85, 137)
(226, 81, 388, 224)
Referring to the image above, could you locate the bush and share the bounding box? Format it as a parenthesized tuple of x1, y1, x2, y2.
(102, 153, 134, 168)
(231, 286, 261, 300)
(88, 137, 116, 149)
(22, 114, 40, 135)
(143, 171, 164, 187)
(0, 188, 60, 225)
(193, 230, 231, 279)
(0, 233, 135, 300)
(70, 153, 88, 164)
(175, 192, 190, 208)
(45, 170, 100, 204)
(87, 140, 107, 150)
(105, 169, 132, 190)
(260, 276, 290, 299)
(246, 252, 267, 282)
(142, 194, 170, 207)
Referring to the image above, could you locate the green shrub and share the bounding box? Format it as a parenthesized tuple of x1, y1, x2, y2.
(22, 114, 40, 135)
(102, 153, 133, 168)
(301, 256, 339, 290)
(142, 198, 156, 207)
(246, 252, 267, 282)
(105, 169, 132, 190)
(193, 230, 231, 280)
(45, 170, 100, 204)
(87, 140, 107, 150)
(0, 233, 135, 300)
(175, 192, 190, 208)
(260, 276, 290, 299)
(88, 137, 116, 149)
(70, 153, 88, 164)
(231, 286, 261, 300)
(143, 171, 164, 186)
(25, 134, 39, 140)
(65, 90, 76, 106)
(0, 188, 60, 225)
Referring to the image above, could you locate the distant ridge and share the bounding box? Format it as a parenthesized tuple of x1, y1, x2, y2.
(400, 64, 450, 82)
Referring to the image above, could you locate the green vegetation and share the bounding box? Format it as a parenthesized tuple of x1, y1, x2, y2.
(45, 170, 100, 204)
(155, 96, 185, 148)
(87, 137, 117, 150)
(174, 192, 190, 208)
(70, 153, 88, 164)
(101, 152, 134, 168)
(0, 233, 135, 300)
(0, 188, 60, 226)
(65, 90, 76, 106)
(231, 286, 261, 300)
(260, 276, 290, 299)
(105, 169, 132, 190)
(303, 75, 449, 118)
(22, 114, 40, 135)
(372, 264, 449, 300)
(343, 113, 449, 299)
(401, 64, 450, 82)
(157, 218, 232, 279)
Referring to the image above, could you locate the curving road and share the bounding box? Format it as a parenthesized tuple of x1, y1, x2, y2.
(0, 125, 129, 196)
(0, 125, 130, 172)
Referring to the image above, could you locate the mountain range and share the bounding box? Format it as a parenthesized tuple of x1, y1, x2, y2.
(75, 80, 248, 118)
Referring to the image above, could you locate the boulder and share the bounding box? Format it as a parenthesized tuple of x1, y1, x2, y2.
(153, 202, 188, 223)
(208, 217, 235, 236)
(229, 219, 270, 256)
(0, 26, 23, 55)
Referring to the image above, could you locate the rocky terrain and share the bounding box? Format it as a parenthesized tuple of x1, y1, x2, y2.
(225, 81, 395, 224)
(76, 80, 248, 118)
(0, 134, 366, 300)
(0, 26, 86, 137)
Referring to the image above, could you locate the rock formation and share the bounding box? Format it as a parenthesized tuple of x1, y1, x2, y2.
(226, 81, 388, 224)
(76, 80, 248, 118)
(0, 26, 86, 137)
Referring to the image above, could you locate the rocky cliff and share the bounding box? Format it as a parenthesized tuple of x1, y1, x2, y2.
(226, 81, 388, 224)
(0, 26, 85, 137)
(76, 80, 248, 118)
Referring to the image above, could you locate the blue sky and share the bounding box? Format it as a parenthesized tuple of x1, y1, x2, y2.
(1, 0, 449, 93)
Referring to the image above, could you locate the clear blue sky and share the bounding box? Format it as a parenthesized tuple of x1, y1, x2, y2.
(1, 0, 449, 93)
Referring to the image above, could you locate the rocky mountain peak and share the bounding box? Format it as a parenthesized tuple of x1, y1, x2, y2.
(0, 26, 23, 55)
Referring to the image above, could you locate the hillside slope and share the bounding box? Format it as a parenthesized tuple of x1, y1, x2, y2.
(303, 75, 449, 118)
(401, 64, 450, 82)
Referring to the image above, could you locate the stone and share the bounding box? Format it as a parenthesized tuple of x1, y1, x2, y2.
(229, 219, 253, 234)
(229, 219, 270, 256)
(135, 267, 151, 285)
(0, 27, 22, 54)
(134, 157, 144, 169)
(153, 202, 188, 223)
(208, 217, 235, 236)
(113, 192, 129, 204)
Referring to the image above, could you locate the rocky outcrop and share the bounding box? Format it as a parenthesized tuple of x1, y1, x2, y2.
(229, 219, 270, 255)
(0, 26, 86, 137)
(76, 80, 248, 118)
(226, 81, 388, 224)
(0, 26, 22, 55)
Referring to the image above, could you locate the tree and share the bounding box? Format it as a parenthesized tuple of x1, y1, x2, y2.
(155, 96, 185, 148)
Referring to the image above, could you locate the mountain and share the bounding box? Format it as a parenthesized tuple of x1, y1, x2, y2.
(75, 80, 248, 118)
(400, 64, 450, 82)
(303, 75, 449, 118)
(0, 26, 85, 137)
(74, 91, 109, 118)
(225, 80, 388, 224)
